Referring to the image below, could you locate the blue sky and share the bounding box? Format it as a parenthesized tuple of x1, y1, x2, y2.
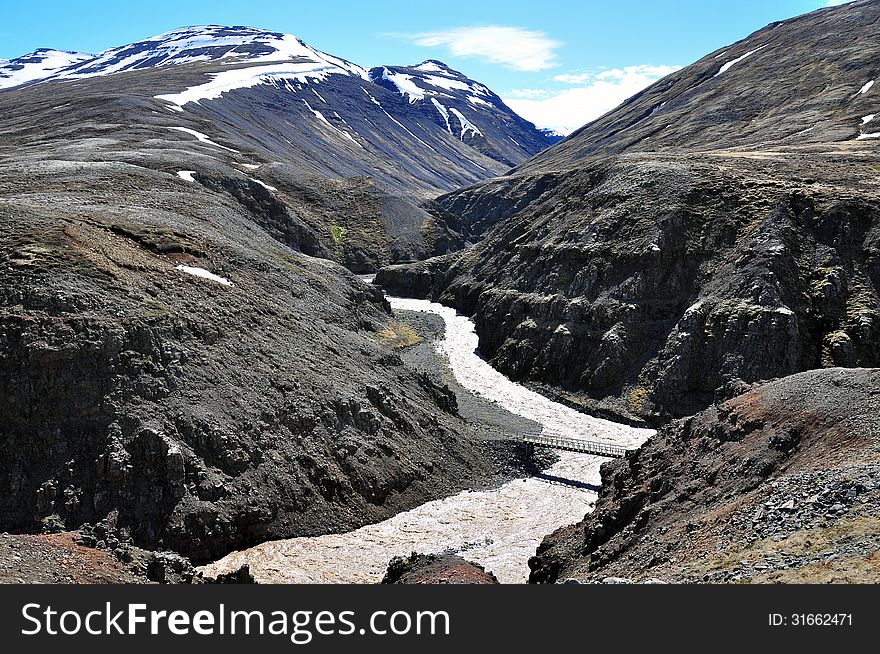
(0, 0, 848, 133)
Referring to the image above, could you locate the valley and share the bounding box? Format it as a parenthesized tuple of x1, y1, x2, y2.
(201, 289, 652, 583)
(0, 0, 878, 585)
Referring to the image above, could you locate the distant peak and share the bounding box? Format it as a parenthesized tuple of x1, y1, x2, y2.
(413, 60, 456, 74)
(137, 25, 292, 47)
(31, 48, 91, 56)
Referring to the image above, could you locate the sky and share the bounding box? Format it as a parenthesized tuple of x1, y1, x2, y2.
(0, 0, 853, 134)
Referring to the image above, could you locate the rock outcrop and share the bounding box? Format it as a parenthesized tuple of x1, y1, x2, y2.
(0, 121, 516, 563)
(382, 552, 499, 584)
(528, 368, 880, 584)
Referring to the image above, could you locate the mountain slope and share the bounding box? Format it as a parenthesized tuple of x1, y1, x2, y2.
(519, 2, 880, 171)
(377, 0, 880, 420)
(529, 368, 880, 583)
(369, 61, 550, 167)
(0, 26, 552, 271)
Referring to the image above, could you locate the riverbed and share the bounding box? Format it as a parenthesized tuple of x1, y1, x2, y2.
(200, 293, 654, 583)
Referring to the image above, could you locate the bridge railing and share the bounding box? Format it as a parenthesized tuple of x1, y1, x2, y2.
(520, 431, 629, 458)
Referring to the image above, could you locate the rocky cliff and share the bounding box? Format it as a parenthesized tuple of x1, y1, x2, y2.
(528, 368, 880, 584)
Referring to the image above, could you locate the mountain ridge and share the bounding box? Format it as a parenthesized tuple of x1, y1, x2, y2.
(1, 24, 550, 173)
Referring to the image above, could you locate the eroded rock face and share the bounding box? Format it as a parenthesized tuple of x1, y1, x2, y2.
(379, 154, 880, 419)
(527, 368, 880, 584)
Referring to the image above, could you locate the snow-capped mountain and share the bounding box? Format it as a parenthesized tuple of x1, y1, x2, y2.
(368, 61, 548, 166)
(0, 26, 549, 174)
(0, 48, 93, 89)
(0, 25, 553, 271)
(539, 128, 566, 144)
(49, 25, 368, 82)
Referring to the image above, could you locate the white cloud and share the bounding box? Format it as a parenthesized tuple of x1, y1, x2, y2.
(553, 73, 593, 84)
(506, 88, 551, 99)
(504, 64, 681, 135)
(395, 26, 561, 72)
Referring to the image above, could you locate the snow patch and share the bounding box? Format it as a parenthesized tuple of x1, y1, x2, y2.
(414, 61, 445, 73)
(715, 45, 767, 76)
(176, 170, 196, 182)
(0, 49, 93, 90)
(449, 107, 483, 140)
(467, 94, 493, 108)
(379, 68, 425, 102)
(363, 88, 383, 107)
(175, 265, 234, 286)
(431, 98, 452, 134)
(303, 99, 361, 146)
(249, 177, 277, 192)
(156, 61, 341, 108)
(858, 80, 875, 95)
(422, 75, 471, 92)
(165, 126, 239, 152)
(861, 114, 875, 125)
(856, 132, 880, 140)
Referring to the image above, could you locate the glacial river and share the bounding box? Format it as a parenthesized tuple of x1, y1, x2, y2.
(201, 293, 654, 583)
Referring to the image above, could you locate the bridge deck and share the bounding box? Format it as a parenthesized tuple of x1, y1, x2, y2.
(520, 432, 629, 458)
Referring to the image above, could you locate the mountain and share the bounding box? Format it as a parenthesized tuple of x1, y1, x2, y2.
(0, 25, 552, 271)
(377, 0, 880, 421)
(368, 60, 550, 167)
(0, 48, 93, 89)
(518, 1, 880, 170)
(538, 128, 566, 145)
(0, 26, 545, 559)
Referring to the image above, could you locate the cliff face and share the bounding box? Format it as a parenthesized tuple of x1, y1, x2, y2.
(528, 368, 880, 584)
(377, 1, 880, 420)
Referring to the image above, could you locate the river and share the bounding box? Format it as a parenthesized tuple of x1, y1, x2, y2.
(200, 292, 654, 583)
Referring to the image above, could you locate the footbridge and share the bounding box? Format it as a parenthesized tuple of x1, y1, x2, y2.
(519, 431, 629, 458)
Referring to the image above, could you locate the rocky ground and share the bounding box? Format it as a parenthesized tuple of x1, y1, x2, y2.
(0, 532, 145, 584)
(382, 552, 499, 584)
(528, 368, 880, 584)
